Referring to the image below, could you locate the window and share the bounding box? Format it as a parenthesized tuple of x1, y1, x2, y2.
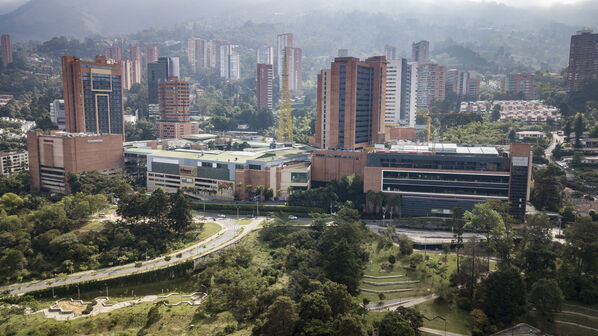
(291, 172, 308, 183)
(249, 164, 261, 170)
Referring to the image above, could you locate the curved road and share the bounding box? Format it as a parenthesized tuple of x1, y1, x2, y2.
(1, 215, 264, 295)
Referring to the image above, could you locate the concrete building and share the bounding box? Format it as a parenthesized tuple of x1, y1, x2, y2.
(284, 46, 303, 96)
(312, 56, 387, 150)
(144, 45, 158, 68)
(384, 45, 397, 61)
(385, 58, 418, 127)
(124, 143, 311, 200)
(27, 131, 124, 193)
(466, 78, 481, 101)
(257, 63, 273, 112)
(256, 45, 274, 65)
(509, 73, 535, 100)
(567, 28, 598, 92)
(0, 151, 28, 177)
(276, 33, 293, 78)
(148, 57, 180, 119)
(0, 94, 13, 106)
(128, 46, 142, 63)
(219, 44, 240, 81)
(106, 45, 121, 62)
(446, 69, 469, 96)
(120, 59, 133, 90)
(61, 56, 124, 139)
(156, 77, 197, 139)
(209, 39, 230, 70)
(126, 46, 142, 85)
(188, 37, 208, 71)
(49, 99, 65, 130)
(1, 34, 12, 69)
(416, 63, 446, 108)
(311, 143, 532, 220)
(412, 40, 429, 63)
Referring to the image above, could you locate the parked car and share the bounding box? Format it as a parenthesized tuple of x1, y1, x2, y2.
(217, 214, 226, 218)
(288, 215, 298, 220)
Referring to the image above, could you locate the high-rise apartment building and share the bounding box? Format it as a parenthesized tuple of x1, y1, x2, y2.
(219, 44, 240, 81)
(1, 34, 12, 69)
(313, 56, 386, 150)
(509, 73, 535, 100)
(127, 46, 143, 84)
(147, 57, 180, 119)
(61, 56, 124, 138)
(385, 58, 418, 127)
(277, 33, 293, 78)
(209, 40, 229, 69)
(120, 60, 133, 90)
(284, 47, 303, 96)
(466, 78, 481, 101)
(144, 45, 159, 68)
(257, 64, 273, 112)
(106, 45, 122, 62)
(128, 46, 142, 63)
(416, 63, 446, 108)
(156, 76, 196, 139)
(49, 99, 65, 130)
(567, 28, 598, 92)
(384, 45, 397, 61)
(446, 69, 470, 96)
(257, 45, 274, 65)
(188, 37, 208, 71)
(0, 151, 28, 177)
(412, 40, 430, 63)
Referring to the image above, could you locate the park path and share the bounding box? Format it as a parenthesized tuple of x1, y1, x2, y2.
(420, 327, 468, 336)
(363, 275, 404, 279)
(1, 216, 263, 295)
(559, 310, 598, 321)
(367, 294, 438, 311)
(554, 320, 598, 332)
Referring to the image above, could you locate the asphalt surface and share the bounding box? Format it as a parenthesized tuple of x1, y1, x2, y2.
(1, 214, 263, 295)
(366, 224, 485, 245)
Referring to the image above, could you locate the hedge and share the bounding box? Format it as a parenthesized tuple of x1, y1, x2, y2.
(193, 202, 324, 216)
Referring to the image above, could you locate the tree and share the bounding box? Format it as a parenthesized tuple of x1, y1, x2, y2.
(146, 188, 171, 231)
(332, 313, 367, 336)
(574, 112, 585, 147)
(0, 193, 24, 215)
(478, 267, 526, 324)
(398, 234, 414, 256)
(490, 104, 501, 121)
(517, 214, 557, 284)
(169, 189, 192, 233)
(532, 164, 563, 212)
(255, 296, 299, 336)
(530, 279, 563, 317)
(564, 216, 598, 276)
(452, 207, 466, 273)
(374, 311, 416, 336)
(323, 280, 354, 317)
(465, 202, 505, 269)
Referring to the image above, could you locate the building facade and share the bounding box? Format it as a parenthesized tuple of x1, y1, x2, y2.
(466, 78, 481, 101)
(412, 40, 429, 63)
(156, 77, 195, 139)
(147, 57, 180, 119)
(219, 44, 241, 81)
(1, 34, 12, 69)
(0, 151, 28, 177)
(144, 45, 158, 68)
(188, 37, 208, 71)
(276, 33, 293, 78)
(106, 45, 121, 62)
(209, 40, 230, 70)
(257, 63, 273, 112)
(567, 28, 598, 92)
(27, 131, 124, 193)
(49, 99, 65, 130)
(384, 45, 397, 61)
(385, 58, 417, 127)
(256, 45, 274, 65)
(509, 73, 535, 100)
(312, 56, 387, 150)
(416, 63, 446, 108)
(61, 56, 124, 139)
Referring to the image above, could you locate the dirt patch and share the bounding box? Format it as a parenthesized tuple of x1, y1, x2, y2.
(56, 300, 87, 315)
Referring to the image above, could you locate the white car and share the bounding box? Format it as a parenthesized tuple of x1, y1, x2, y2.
(217, 214, 226, 218)
(288, 215, 298, 220)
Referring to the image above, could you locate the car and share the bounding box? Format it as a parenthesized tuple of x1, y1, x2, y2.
(217, 214, 226, 218)
(288, 215, 298, 220)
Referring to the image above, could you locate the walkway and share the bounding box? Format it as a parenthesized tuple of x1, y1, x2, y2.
(420, 327, 468, 336)
(1, 215, 263, 295)
(367, 294, 438, 311)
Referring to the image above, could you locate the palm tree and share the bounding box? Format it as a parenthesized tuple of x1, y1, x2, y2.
(255, 185, 265, 200)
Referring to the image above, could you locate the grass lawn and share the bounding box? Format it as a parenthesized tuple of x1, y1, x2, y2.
(235, 219, 253, 225)
(414, 300, 472, 335)
(554, 312, 598, 329)
(196, 222, 221, 241)
(553, 322, 598, 336)
(78, 220, 105, 231)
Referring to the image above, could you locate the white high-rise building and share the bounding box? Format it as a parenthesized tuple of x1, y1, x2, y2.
(385, 59, 418, 127)
(50, 99, 65, 130)
(219, 44, 240, 81)
(256, 45, 274, 65)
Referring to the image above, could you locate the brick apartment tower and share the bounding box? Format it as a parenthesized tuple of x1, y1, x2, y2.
(61, 56, 125, 139)
(257, 63, 273, 112)
(313, 56, 387, 150)
(188, 37, 208, 72)
(106, 45, 122, 62)
(416, 63, 446, 108)
(567, 28, 598, 92)
(1, 34, 12, 69)
(127, 46, 142, 84)
(156, 76, 195, 139)
(509, 73, 535, 100)
(145, 45, 159, 68)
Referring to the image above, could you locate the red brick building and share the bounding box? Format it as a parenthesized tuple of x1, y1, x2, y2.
(156, 76, 197, 139)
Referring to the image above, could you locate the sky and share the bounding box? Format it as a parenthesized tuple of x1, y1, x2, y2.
(0, 0, 589, 14)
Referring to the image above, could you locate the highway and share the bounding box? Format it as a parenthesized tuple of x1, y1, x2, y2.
(0, 214, 263, 295)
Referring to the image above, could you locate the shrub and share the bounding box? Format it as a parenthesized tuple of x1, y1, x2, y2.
(164, 255, 171, 261)
(176, 253, 182, 258)
(135, 262, 142, 268)
(388, 255, 396, 265)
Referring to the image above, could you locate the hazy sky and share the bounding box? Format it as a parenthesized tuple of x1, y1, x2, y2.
(0, 0, 589, 14)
